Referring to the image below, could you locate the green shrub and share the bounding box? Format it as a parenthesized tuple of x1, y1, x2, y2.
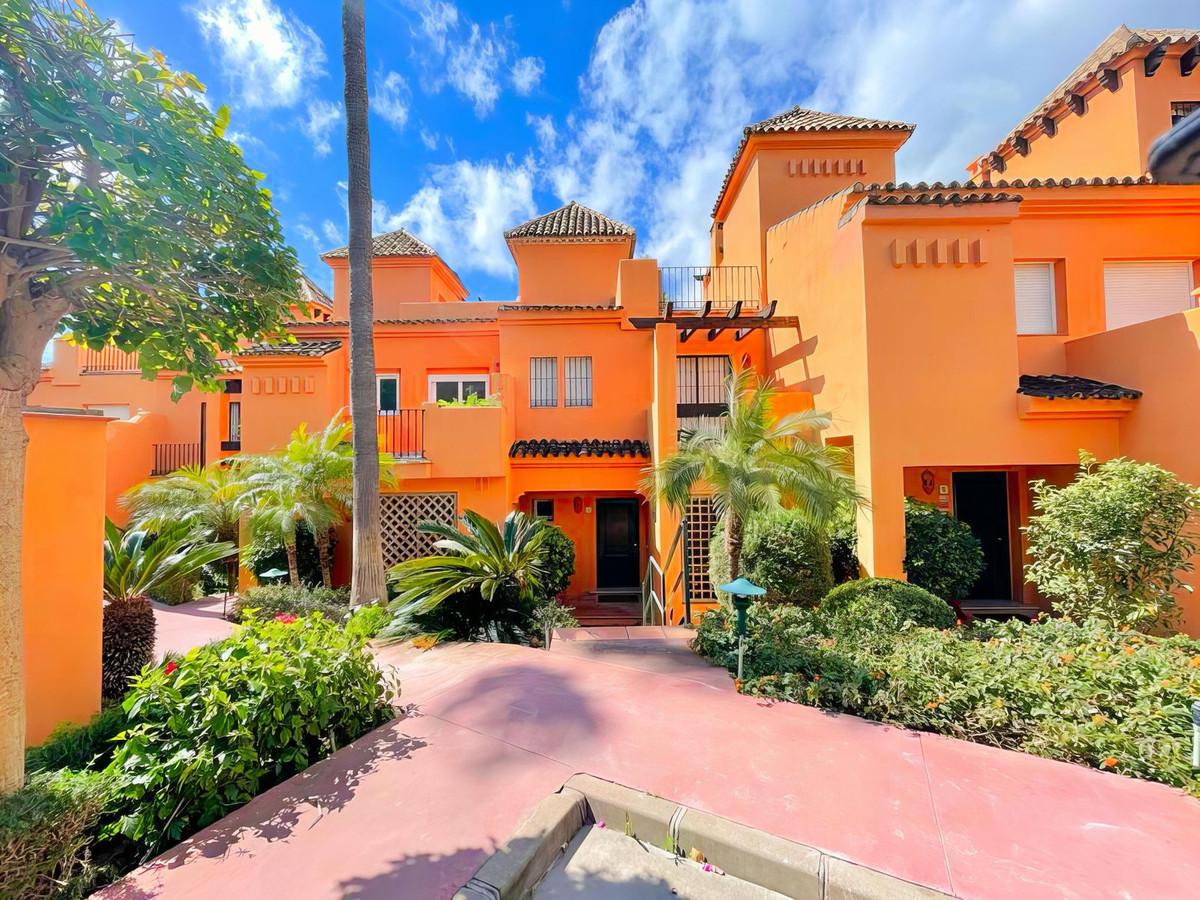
(1025, 453, 1200, 630)
(692, 603, 825, 679)
(241, 521, 324, 587)
(537, 525, 576, 602)
(25, 706, 126, 775)
(0, 769, 116, 900)
(903, 498, 984, 600)
(532, 600, 579, 647)
(231, 583, 350, 623)
(107, 614, 394, 850)
(709, 508, 834, 607)
(819, 577, 956, 643)
(344, 604, 391, 640)
(829, 504, 859, 584)
(147, 574, 199, 606)
(101, 598, 157, 701)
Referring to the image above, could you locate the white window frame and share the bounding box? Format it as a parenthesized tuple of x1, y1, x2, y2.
(376, 373, 400, 413)
(1013, 262, 1057, 335)
(427, 373, 490, 403)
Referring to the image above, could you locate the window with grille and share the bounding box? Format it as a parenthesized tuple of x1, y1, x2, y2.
(1171, 101, 1200, 125)
(529, 357, 557, 407)
(564, 356, 593, 407)
(677, 356, 731, 408)
(227, 401, 241, 442)
(380, 492, 457, 566)
(686, 496, 718, 605)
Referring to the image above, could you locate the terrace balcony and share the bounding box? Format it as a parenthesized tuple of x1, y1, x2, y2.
(657, 265, 762, 314)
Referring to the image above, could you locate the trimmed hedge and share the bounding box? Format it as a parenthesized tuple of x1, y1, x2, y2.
(903, 498, 984, 601)
(230, 583, 351, 623)
(819, 577, 955, 645)
(25, 706, 126, 776)
(537, 525, 577, 602)
(709, 509, 834, 606)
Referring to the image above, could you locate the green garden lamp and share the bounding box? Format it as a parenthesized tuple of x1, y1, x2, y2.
(259, 567, 289, 582)
(720, 577, 765, 680)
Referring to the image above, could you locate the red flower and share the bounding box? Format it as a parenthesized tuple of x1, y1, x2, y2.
(274, 612, 298, 624)
(163, 661, 178, 676)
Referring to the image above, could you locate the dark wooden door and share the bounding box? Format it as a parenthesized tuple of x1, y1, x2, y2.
(952, 471, 1013, 601)
(596, 498, 640, 592)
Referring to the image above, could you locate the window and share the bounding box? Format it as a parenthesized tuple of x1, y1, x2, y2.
(427, 374, 488, 403)
(677, 356, 731, 407)
(1103, 261, 1195, 330)
(377, 374, 399, 413)
(529, 357, 557, 407)
(1013, 262, 1057, 334)
(533, 498, 554, 521)
(1171, 101, 1200, 125)
(227, 401, 241, 442)
(564, 356, 593, 407)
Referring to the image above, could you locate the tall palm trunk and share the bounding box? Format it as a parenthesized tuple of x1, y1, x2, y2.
(342, 0, 386, 605)
(724, 513, 744, 581)
(315, 527, 334, 589)
(285, 538, 301, 589)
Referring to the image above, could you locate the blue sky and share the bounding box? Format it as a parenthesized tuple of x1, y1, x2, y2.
(93, 0, 1194, 301)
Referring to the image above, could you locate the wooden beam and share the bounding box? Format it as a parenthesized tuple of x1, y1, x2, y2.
(707, 301, 742, 340)
(663, 301, 674, 319)
(1098, 67, 1119, 92)
(988, 152, 1006, 173)
(1013, 136, 1030, 157)
(1068, 93, 1086, 116)
(1183, 44, 1200, 78)
(1144, 42, 1167, 76)
(1039, 114, 1057, 138)
(629, 313, 798, 332)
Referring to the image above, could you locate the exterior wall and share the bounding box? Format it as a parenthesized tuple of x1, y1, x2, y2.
(509, 242, 630, 305)
(328, 258, 468, 319)
(239, 354, 342, 454)
(23, 409, 107, 744)
(374, 327, 499, 409)
(1065, 308, 1200, 632)
(104, 412, 166, 523)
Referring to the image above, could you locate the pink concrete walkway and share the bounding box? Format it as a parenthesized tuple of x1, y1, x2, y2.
(102, 638, 1200, 899)
(152, 596, 235, 659)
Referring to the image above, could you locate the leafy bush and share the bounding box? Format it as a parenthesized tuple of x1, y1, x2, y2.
(25, 706, 126, 775)
(107, 614, 394, 850)
(101, 599, 157, 701)
(241, 521, 324, 587)
(230, 583, 350, 623)
(532, 600, 580, 648)
(903, 498, 984, 600)
(692, 603, 824, 679)
(1025, 453, 1200, 630)
(829, 503, 859, 584)
(819, 578, 955, 643)
(147, 574, 199, 606)
(0, 769, 116, 900)
(344, 604, 390, 640)
(708, 508, 834, 607)
(537, 525, 576, 602)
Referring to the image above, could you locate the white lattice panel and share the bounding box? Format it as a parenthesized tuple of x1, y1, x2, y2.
(381, 492, 457, 566)
(687, 496, 717, 602)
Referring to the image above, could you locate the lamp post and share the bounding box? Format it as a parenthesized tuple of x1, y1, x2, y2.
(719, 577, 766, 681)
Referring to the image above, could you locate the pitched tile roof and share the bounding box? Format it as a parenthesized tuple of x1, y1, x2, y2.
(497, 304, 618, 311)
(504, 201, 635, 241)
(321, 227, 435, 259)
(983, 26, 1200, 163)
(714, 106, 916, 216)
(290, 316, 498, 327)
(509, 439, 650, 458)
(852, 182, 1022, 205)
(297, 274, 332, 309)
(238, 339, 343, 358)
(1018, 374, 1142, 400)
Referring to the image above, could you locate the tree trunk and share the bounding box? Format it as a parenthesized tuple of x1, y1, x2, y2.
(342, 0, 387, 606)
(725, 513, 744, 582)
(285, 539, 300, 589)
(315, 527, 333, 589)
(0, 387, 29, 793)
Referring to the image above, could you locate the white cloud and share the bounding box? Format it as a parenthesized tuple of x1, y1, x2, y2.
(191, 0, 325, 109)
(447, 23, 508, 115)
(299, 99, 342, 157)
(322, 219, 344, 245)
(419, 128, 439, 150)
(511, 56, 545, 95)
(373, 70, 411, 130)
(412, 0, 459, 53)
(526, 113, 557, 152)
(376, 157, 537, 279)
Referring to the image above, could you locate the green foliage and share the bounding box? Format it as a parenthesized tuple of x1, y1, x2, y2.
(103, 520, 236, 603)
(708, 508, 833, 606)
(344, 604, 391, 640)
(384, 511, 554, 643)
(231, 584, 350, 624)
(536, 525, 576, 602)
(242, 522, 324, 587)
(25, 706, 126, 775)
(122, 463, 251, 544)
(436, 395, 498, 407)
(0, 769, 116, 900)
(147, 574, 199, 606)
(107, 614, 394, 850)
(819, 578, 956, 643)
(101, 599, 157, 701)
(0, 0, 298, 395)
(1024, 453, 1200, 630)
(903, 498, 984, 600)
(829, 503, 860, 584)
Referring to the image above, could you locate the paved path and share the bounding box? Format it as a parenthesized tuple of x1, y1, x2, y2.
(102, 634, 1200, 899)
(152, 596, 235, 659)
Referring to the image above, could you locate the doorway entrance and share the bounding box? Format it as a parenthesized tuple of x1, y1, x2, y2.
(952, 471, 1013, 601)
(595, 498, 640, 596)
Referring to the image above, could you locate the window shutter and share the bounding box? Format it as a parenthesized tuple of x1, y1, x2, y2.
(1103, 262, 1194, 330)
(1013, 263, 1056, 334)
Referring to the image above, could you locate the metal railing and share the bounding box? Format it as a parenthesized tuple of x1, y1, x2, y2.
(642, 518, 687, 625)
(151, 442, 201, 476)
(377, 409, 425, 459)
(79, 345, 140, 373)
(677, 413, 728, 439)
(658, 265, 762, 313)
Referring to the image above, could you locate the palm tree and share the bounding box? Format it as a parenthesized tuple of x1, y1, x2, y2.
(249, 476, 339, 589)
(386, 511, 552, 642)
(341, 0, 387, 605)
(643, 368, 860, 581)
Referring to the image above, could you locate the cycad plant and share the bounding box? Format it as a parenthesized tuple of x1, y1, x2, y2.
(102, 520, 236, 698)
(643, 368, 860, 582)
(384, 511, 552, 642)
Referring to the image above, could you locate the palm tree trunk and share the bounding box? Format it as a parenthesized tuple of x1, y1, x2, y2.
(315, 527, 333, 589)
(285, 539, 300, 589)
(725, 513, 744, 581)
(341, 0, 387, 606)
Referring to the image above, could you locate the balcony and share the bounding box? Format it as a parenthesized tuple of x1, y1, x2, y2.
(151, 441, 202, 476)
(79, 346, 140, 374)
(377, 409, 425, 460)
(658, 265, 761, 314)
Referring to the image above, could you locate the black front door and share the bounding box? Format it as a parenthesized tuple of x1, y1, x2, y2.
(596, 498, 640, 592)
(952, 471, 1013, 601)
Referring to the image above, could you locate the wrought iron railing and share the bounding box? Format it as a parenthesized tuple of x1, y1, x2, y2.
(658, 265, 761, 313)
(642, 517, 687, 626)
(79, 345, 140, 373)
(151, 442, 201, 476)
(377, 409, 425, 459)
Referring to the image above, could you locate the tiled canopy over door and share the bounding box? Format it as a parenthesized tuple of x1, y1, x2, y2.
(1103, 262, 1195, 330)
(380, 492, 457, 567)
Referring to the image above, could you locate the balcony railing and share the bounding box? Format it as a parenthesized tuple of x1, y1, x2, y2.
(658, 265, 761, 313)
(151, 442, 202, 476)
(378, 409, 425, 460)
(79, 345, 140, 373)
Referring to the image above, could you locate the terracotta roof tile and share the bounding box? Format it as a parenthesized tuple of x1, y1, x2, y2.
(238, 339, 343, 358)
(498, 304, 618, 311)
(297, 274, 332, 309)
(322, 227, 435, 259)
(714, 106, 915, 216)
(1018, 374, 1141, 400)
(509, 439, 650, 458)
(289, 316, 498, 327)
(850, 182, 1023, 205)
(504, 201, 635, 241)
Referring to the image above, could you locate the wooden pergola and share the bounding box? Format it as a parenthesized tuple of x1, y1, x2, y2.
(628, 300, 797, 341)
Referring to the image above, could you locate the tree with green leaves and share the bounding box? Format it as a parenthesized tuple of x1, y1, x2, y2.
(341, 0, 387, 606)
(0, 2, 297, 791)
(123, 461, 251, 545)
(643, 369, 860, 583)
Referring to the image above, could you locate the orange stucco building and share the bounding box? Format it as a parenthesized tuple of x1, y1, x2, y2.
(30, 25, 1200, 633)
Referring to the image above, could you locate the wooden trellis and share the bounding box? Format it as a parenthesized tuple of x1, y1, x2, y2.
(686, 495, 717, 603)
(380, 492, 457, 567)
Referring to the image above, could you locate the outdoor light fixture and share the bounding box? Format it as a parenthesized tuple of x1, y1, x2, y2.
(719, 577, 766, 680)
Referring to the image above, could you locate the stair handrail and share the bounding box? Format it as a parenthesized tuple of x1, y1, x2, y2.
(642, 518, 687, 625)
